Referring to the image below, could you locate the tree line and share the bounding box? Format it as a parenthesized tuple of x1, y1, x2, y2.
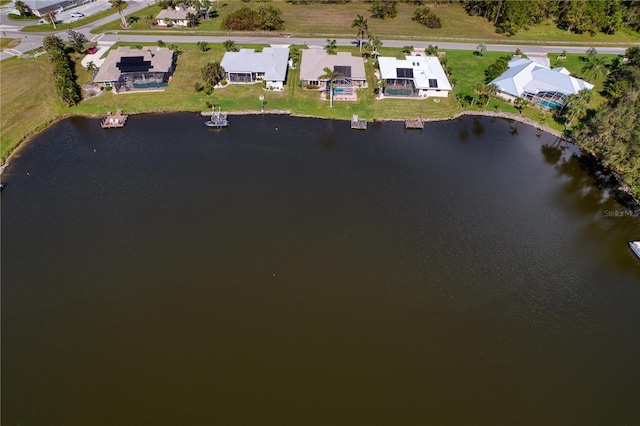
(573, 47, 640, 198)
(462, 0, 640, 36)
(42, 35, 82, 107)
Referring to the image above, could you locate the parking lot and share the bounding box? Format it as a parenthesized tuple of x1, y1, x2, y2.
(48, 0, 114, 24)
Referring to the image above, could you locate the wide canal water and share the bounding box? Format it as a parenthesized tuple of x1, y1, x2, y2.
(2, 114, 639, 425)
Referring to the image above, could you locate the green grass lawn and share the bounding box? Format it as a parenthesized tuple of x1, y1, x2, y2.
(0, 56, 65, 162)
(22, 4, 127, 32)
(91, 4, 162, 33)
(89, 0, 639, 44)
(0, 37, 20, 50)
(69, 44, 459, 121)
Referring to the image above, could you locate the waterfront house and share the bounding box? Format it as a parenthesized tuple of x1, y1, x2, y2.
(155, 4, 198, 27)
(490, 58, 594, 109)
(377, 55, 452, 98)
(92, 47, 176, 93)
(220, 47, 289, 91)
(299, 48, 367, 96)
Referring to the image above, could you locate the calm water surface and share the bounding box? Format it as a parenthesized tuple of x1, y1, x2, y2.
(2, 114, 639, 425)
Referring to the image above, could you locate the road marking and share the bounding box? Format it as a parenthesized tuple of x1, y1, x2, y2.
(91, 33, 104, 42)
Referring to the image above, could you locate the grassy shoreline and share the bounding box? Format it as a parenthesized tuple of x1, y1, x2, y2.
(2, 43, 635, 203)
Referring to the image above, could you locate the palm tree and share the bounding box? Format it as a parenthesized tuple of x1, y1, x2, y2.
(514, 97, 529, 114)
(319, 67, 343, 108)
(44, 11, 57, 29)
(562, 89, 592, 128)
(351, 14, 368, 53)
(85, 61, 98, 77)
(185, 11, 197, 28)
(110, 0, 128, 28)
(581, 55, 607, 81)
(476, 41, 487, 56)
(325, 39, 337, 55)
(485, 83, 498, 106)
(368, 32, 382, 58)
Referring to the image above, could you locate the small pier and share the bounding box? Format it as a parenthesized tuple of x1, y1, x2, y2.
(205, 108, 229, 128)
(351, 114, 367, 130)
(101, 110, 128, 128)
(405, 117, 424, 129)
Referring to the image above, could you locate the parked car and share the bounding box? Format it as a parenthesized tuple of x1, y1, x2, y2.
(86, 46, 97, 54)
(70, 12, 85, 18)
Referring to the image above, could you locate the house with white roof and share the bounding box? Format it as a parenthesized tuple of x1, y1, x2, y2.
(490, 57, 594, 109)
(378, 55, 452, 98)
(156, 5, 199, 27)
(220, 47, 289, 91)
(299, 48, 367, 96)
(93, 47, 176, 93)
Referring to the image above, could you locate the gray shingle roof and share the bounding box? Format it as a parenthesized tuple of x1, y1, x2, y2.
(299, 48, 366, 81)
(93, 47, 175, 83)
(220, 47, 289, 82)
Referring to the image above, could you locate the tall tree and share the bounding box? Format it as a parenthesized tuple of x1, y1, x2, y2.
(325, 39, 337, 55)
(223, 39, 238, 52)
(44, 11, 57, 29)
(581, 55, 608, 81)
(351, 14, 368, 52)
(319, 67, 343, 108)
(201, 61, 225, 87)
(110, 0, 128, 28)
(14, 0, 31, 16)
(66, 29, 87, 53)
(368, 32, 382, 57)
(562, 89, 592, 128)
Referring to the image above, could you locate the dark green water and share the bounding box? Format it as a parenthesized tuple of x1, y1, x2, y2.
(2, 114, 639, 425)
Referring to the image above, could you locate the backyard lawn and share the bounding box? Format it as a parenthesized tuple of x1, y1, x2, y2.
(69, 43, 459, 121)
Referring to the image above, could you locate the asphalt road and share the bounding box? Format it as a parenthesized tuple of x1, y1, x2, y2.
(0, 1, 635, 61)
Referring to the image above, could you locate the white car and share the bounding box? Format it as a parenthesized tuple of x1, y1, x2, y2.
(70, 12, 85, 18)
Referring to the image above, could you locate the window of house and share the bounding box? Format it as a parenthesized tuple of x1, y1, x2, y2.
(428, 79, 438, 88)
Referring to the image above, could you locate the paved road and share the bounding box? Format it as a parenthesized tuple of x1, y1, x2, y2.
(0, 1, 634, 60)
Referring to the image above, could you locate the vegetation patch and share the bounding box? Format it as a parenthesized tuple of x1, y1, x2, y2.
(222, 5, 284, 31)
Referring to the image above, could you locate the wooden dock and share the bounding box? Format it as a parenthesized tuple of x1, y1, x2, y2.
(101, 110, 128, 128)
(405, 117, 424, 129)
(351, 114, 367, 130)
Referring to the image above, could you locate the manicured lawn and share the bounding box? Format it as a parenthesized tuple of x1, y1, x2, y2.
(22, 5, 127, 32)
(0, 56, 65, 162)
(69, 44, 459, 121)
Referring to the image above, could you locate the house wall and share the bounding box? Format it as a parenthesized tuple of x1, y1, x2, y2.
(496, 92, 517, 103)
(421, 89, 449, 98)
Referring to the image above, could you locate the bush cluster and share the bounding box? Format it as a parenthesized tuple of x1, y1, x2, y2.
(412, 6, 441, 28)
(222, 5, 284, 31)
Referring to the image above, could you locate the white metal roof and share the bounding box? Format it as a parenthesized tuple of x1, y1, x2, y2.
(220, 47, 289, 82)
(491, 58, 594, 98)
(378, 55, 452, 91)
